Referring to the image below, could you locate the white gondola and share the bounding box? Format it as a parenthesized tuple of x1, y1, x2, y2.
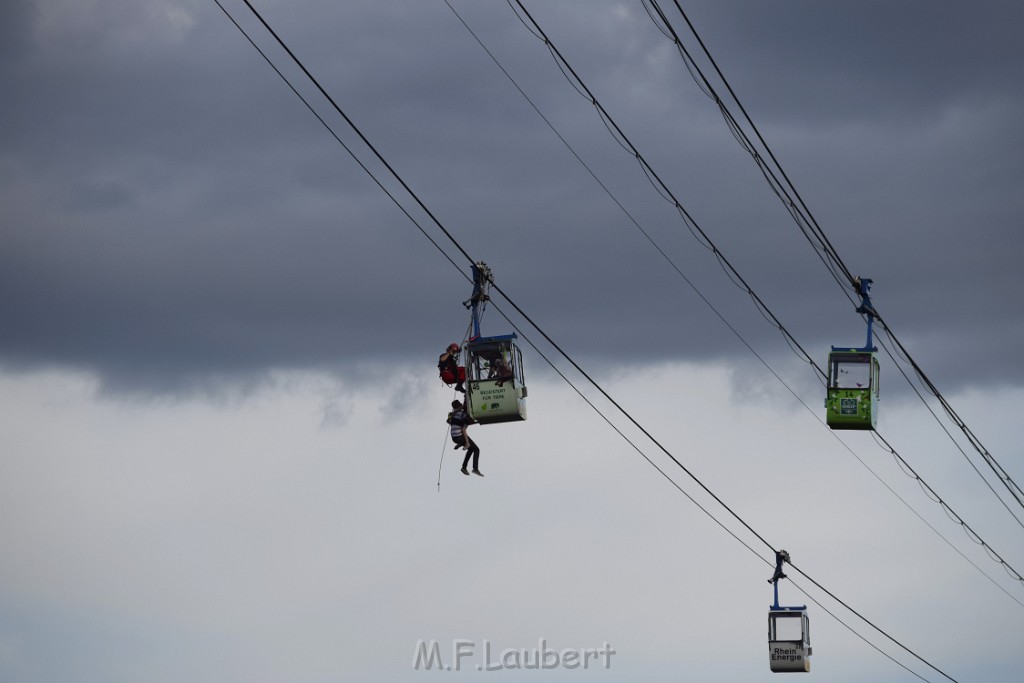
(767, 550, 811, 673)
(769, 606, 811, 673)
(465, 333, 527, 424)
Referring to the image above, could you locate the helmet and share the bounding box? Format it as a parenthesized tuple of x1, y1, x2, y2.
(448, 343, 460, 351)
(451, 399, 462, 408)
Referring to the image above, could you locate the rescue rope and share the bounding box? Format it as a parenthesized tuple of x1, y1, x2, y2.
(436, 421, 450, 493)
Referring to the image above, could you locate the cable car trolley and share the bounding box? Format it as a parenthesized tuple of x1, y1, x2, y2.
(462, 262, 527, 424)
(767, 550, 811, 673)
(826, 277, 880, 430)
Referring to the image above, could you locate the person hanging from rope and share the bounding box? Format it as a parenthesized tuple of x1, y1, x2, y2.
(438, 342, 466, 393)
(448, 399, 482, 477)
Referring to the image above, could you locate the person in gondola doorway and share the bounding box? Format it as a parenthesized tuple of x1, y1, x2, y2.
(438, 342, 466, 393)
(448, 399, 482, 477)
(488, 353, 513, 387)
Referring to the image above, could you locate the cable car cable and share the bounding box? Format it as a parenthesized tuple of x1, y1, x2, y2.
(640, 0, 856, 298)
(487, 299, 944, 681)
(230, 0, 480, 273)
(875, 309, 1024, 510)
(502, 0, 827, 385)
(783, 576, 933, 682)
(870, 427, 1024, 585)
(211, 0, 470, 284)
(667, 0, 1024, 519)
(644, 0, 1024, 524)
(219, 4, 963, 678)
(872, 329, 1024, 530)
(449, 0, 1019, 623)
(499, 0, 1024, 591)
(644, 0, 855, 288)
(482, 278, 953, 679)
(218, 0, 768, 553)
(490, 278, 965, 681)
(652, 0, 1024, 519)
(486, 299, 767, 560)
(442, 0, 826, 407)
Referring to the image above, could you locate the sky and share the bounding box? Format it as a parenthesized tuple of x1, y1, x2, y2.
(1, 1, 1023, 681)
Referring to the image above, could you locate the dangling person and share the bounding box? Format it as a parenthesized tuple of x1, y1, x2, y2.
(447, 399, 482, 477)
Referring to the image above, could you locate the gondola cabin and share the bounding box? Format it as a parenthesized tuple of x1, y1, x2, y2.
(769, 606, 811, 673)
(767, 550, 811, 673)
(465, 333, 527, 424)
(769, 606, 811, 672)
(826, 348, 879, 430)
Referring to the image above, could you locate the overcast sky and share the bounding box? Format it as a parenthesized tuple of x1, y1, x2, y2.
(2, 1, 1023, 682)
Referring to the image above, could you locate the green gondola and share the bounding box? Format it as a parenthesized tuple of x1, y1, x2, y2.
(461, 262, 528, 425)
(465, 334, 527, 424)
(826, 278, 879, 431)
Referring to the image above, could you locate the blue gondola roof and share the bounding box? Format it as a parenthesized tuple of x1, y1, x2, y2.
(469, 333, 518, 344)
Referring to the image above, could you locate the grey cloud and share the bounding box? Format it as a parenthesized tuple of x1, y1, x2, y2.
(2, 0, 1022, 398)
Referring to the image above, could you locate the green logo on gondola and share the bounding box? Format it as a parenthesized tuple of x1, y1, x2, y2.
(840, 398, 858, 415)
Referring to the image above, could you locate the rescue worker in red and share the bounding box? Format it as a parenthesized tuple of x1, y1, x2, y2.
(438, 342, 466, 393)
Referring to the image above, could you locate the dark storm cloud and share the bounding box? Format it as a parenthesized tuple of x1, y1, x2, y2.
(0, 1, 34, 61)
(2, 0, 1022, 394)
(682, 1, 1024, 124)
